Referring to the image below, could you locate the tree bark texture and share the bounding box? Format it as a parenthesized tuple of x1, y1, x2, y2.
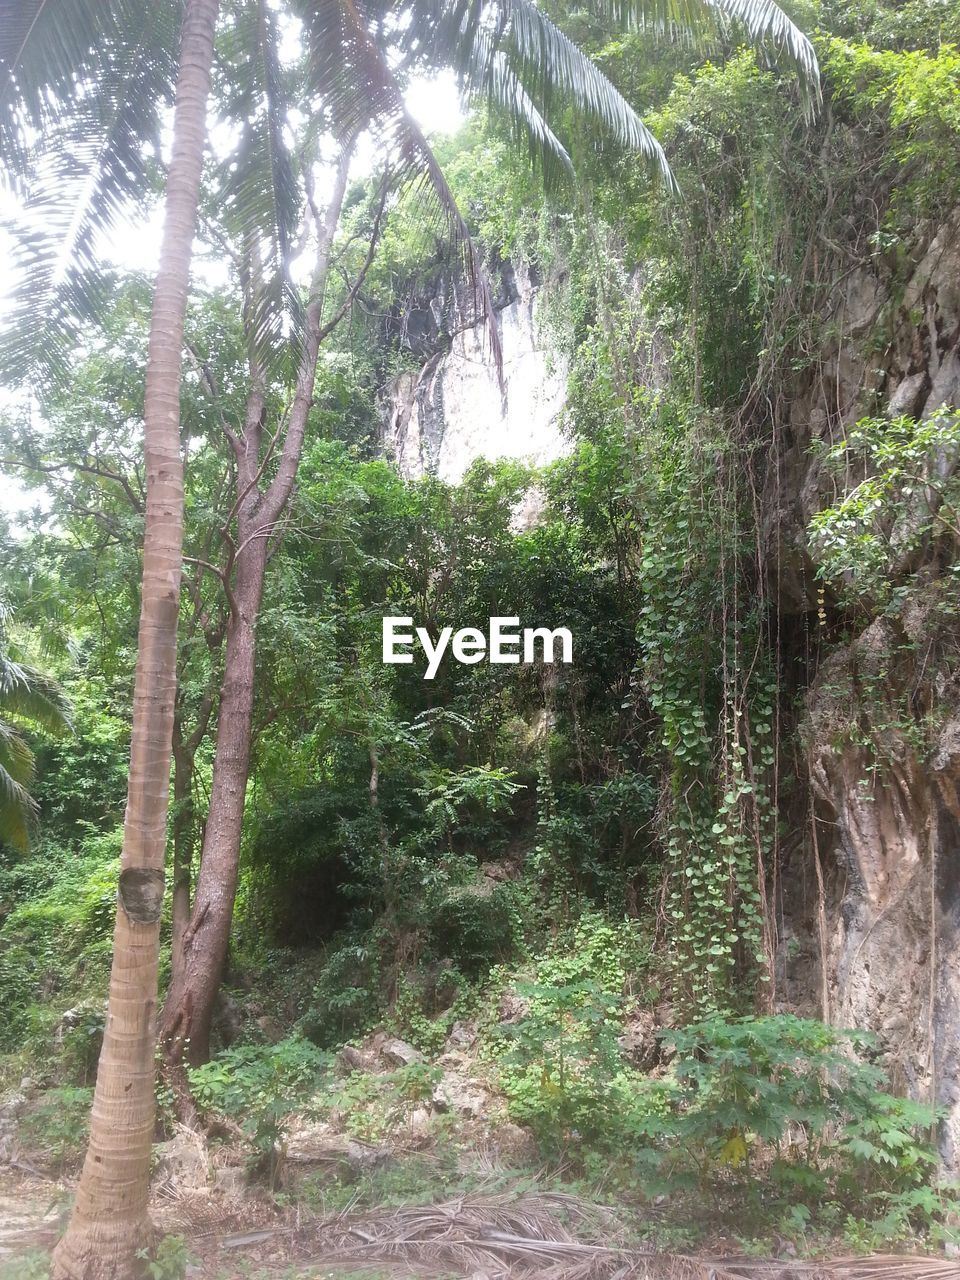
(160, 144, 355, 1067)
(51, 1, 218, 1274)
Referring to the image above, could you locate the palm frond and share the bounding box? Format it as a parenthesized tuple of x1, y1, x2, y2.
(0, 768, 35, 851)
(0, 720, 37, 851)
(398, 0, 676, 190)
(0, 0, 179, 388)
(298, 0, 504, 376)
(0, 657, 72, 735)
(1, 0, 141, 163)
(304, 1190, 960, 1280)
(461, 29, 576, 190)
(215, 0, 304, 371)
(574, 0, 820, 112)
(498, 0, 677, 187)
(0, 718, 35, 786)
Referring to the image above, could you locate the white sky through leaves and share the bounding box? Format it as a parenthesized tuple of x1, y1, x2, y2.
(0, 71, 465, 523)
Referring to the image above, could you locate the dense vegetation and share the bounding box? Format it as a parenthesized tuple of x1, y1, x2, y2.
(2, 0, 960, 1273)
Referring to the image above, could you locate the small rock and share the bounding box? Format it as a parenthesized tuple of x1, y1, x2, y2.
(212, 1165, 246, 1198)
(491, 1121, 538, 1164)
(497, 992, 528, 1025)
(380, 1037, 423, 1067)
(447, 1020, 477, 1049)
(336, 1044, 369, 1073)
(432, 1075, 487, 1119)
(152, 1128, 211, 1193)
(407, 1106, 433, 1135)
(436, 1049, 472, 1071)
(55, 999, 105, 1042)
(618, 1009, 658, 1070)
(286, 1120, 390, 1172)
(254, 1015, 283, 1042)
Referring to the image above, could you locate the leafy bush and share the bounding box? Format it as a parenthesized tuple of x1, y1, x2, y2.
(300, 938, 385, 1048)
(809, 408, 960, 609)
(625, 1016, 956, 1239)
(426, 882, 520, 977)
(135, 1236, 191, 1280)
(18, 1085, 93, 1173)
(496, 916, 648, 1149)
(497, 1006, 956, 1242)
(0, 829, 121, 1062)
(188, 1036, 332, 1180)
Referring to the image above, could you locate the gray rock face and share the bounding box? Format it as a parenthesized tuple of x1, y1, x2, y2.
(802, 609, 960, 1163)
(383, 265, 569, 492)
(763, 209, 960, 613)
(772, 209, 960, 1167)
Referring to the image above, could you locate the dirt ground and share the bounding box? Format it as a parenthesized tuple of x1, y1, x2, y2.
(2, 1167, 959, 1280)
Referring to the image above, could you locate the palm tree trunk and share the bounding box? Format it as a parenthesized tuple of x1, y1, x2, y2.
(51, 1, 218, 1275)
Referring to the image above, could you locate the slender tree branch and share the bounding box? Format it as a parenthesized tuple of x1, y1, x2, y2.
(1, 456, 144, 513)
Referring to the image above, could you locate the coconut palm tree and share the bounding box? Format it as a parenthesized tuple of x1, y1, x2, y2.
(4, 2, 221, 1275)
(2, 3, 819, 1276)
(0, 603, 71, 850)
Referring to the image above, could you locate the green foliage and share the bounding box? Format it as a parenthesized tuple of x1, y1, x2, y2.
(301, 940, 385, 1048)
(0, 600, 72, 851)
(0, 1253, 51, 1280)
(617, 1016, 957, 1240)
(496, 916, 646, 1149)
(821, 37, 960, 217)
(0, 828, 121, 1061)
(18, 1086, 93, 1172)
(495, 1005, 956, 1241)
(189, 1037, 333, 1179)
(417, 765, 523, 844)
(426, 882, 521, 977)
(5, 6, 960, 1255)
(499, 977, 623, 1147)
(135, 1236, 191, 1280)
(810, 407, 960, 609)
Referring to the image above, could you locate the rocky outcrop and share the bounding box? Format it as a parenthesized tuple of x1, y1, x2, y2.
(771, 210, 960, 1165)
(764, 209, 960, 612)
(802, 604, 960, 1165)
(383, 264, 569, 487)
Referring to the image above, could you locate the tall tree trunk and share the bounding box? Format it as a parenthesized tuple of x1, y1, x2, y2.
(170, 684, 216, 975)
(171, 718, 193, 971)
(51, 2, 218, 1275)
(160, 144, 355, 1068)
(162, 528, 267, 1064)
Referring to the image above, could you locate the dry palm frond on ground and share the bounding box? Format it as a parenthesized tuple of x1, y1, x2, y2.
(295, 1191, 960, 1280)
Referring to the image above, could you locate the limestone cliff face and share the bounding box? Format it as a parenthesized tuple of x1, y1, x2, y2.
(382, 265, 569, 487)
(769, 209, 960, 1165)
(764, 211, 960, 610)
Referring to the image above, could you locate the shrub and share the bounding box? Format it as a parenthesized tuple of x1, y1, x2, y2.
(18, 1086, 93, 1173)
(300, 938, 384, 1047)
(0, 829, 121, 1061)
(426, 882, 520, 977)
(188, 1036, 332, 1181)
(623, 1016, 956, 1239)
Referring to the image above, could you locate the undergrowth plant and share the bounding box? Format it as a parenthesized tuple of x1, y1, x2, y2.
(810, 407, 960, 610)
(188, 1037, 332, 1181)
